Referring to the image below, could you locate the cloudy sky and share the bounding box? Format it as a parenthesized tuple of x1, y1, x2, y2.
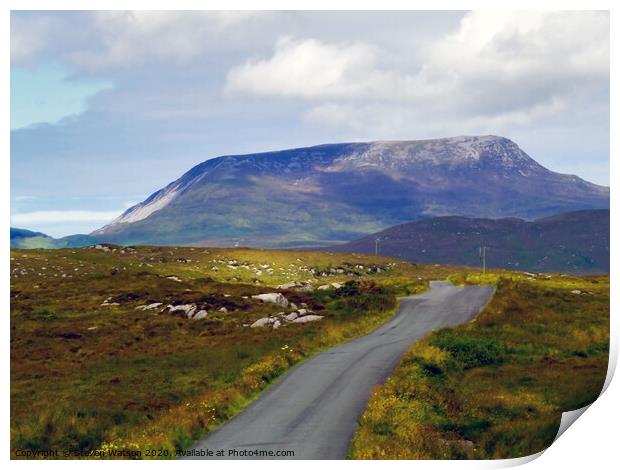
(10, 10, 610, 237)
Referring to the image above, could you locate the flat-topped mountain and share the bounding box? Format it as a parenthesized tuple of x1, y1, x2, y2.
(325, 209, 610, 274)
(92, 136, 609, 247)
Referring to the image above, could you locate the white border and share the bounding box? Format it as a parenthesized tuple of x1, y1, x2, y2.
(3, 1, 616, 469)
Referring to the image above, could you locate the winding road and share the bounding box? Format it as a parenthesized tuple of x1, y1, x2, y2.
(185, 280, 495, 460)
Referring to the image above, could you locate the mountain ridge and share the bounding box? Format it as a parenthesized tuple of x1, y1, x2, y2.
(88, 135, 608, 247)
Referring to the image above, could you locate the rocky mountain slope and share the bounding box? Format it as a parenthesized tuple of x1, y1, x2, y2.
(92, 136, 609, 247)
(325, 209, 610, 274)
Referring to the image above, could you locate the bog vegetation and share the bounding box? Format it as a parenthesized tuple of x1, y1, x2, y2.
(10, 245, 608, 459)
(10, 245, 459, 458)
(350, 273, 609, 459)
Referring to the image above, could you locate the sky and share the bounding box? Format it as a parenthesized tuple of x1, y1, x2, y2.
(10, 10, 610, 237)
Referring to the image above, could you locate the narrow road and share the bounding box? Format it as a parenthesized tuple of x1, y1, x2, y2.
(185, 281, 495, 460)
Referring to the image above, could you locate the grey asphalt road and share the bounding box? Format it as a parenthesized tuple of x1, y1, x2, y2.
(185, 280, 495, 460)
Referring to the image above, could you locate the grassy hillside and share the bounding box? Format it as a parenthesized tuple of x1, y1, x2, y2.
(326, 210, 610, 274)
(10, 245, 464, 459)
(10, 228, 97, 249)
(350, 273, 609, 459)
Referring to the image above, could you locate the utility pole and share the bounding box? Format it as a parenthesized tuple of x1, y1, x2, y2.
(480, 246, 487, 274)
(375, 238, 380, 256)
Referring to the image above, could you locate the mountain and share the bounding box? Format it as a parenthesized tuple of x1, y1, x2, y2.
(92, 135, 609, 247)
(324, 210, 609, 274)
(10, 227, 96, 249)
(11, 228, 56, 249)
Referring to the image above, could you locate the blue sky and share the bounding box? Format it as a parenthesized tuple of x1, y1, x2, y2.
(11, 61, 112, 129)
(10, 11, 610, 237)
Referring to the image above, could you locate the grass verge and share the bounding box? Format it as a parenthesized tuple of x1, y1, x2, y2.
(350, 274, 609, 459)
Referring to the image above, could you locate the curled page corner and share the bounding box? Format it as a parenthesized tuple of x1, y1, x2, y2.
(553, 404, 591, 442)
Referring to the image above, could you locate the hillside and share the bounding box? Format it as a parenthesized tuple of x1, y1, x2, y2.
(91, 136, 609, 247)
(10, 228, 96, 249)
(325, 210, 609, 274)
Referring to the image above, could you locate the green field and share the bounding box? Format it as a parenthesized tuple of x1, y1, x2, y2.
(351, 272, 609, 459)
(10, 246, 609, 459)
(10, 245, 464, 458)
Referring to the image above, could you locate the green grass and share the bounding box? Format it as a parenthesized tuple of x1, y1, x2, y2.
(13, 246, 607, 459)
(350, 275, 609, 459)
(11, 245, 467, 459)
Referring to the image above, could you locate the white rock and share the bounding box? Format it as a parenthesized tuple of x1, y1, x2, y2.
(135, 302, 163, 311)
(219, 307, 228, 313)
(293, 315, 324, 323)
(297, 308, 308, 316)
(290, 302, 298, 310)
(251, 317, 272, 328)
(317, 284, 331, 290)
(284, 312, 298, 321)
(251, 293, 289, 307)
(166, 276, 182, 282)
(331, 283, 342, 289)
(273, 320, 281, 329)
(193, 310, 208, 320)
(167, 304, 197, 318)
(571, 290, 582, 295)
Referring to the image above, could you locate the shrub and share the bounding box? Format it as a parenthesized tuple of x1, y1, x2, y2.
(26, 307, 57, 321)
(432, 331, 504, 369)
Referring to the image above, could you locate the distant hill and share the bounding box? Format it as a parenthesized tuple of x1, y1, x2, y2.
(90, 135, 609, 247)
(323, 210, 609, 274)
(10, 228, 96, 249)
(10, 227, 57, 249)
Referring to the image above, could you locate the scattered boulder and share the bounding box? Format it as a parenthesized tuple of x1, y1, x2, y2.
(219, 307, 228, 313)
(317, 284, 331, 290)
(293, 315, 324, 323)
(284, 312, 298, 321)
(166, 276, 183, 282)
(193, 310, 208, 320)
(100, 297, 120, 307)
(273, 320, 281, 329)
(251, 293, 289, 307)
(571, 290, 582, 295)
(250, 317, 272, 328)
(167, 304, 197, 318)
(135, 302, 163, 311)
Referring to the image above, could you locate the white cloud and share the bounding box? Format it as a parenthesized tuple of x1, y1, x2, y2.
(226, 36, 380, 98)
(11, 210, 121, 224)
(226, 11, 609, 134)
(11, 11, 264, 69)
